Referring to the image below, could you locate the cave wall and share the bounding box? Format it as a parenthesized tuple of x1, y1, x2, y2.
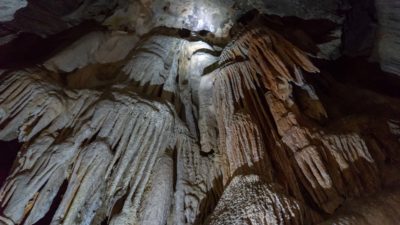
(0, 1, 400, 225)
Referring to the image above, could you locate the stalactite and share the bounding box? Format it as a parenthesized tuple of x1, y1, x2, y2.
(0, 32, 224, 225)
(0, 69, 178, 224)
(211, 26, 400, 224)
(0, 15, 400, 225)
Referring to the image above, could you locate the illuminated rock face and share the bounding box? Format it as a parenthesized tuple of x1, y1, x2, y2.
(1, 1, 400, 225)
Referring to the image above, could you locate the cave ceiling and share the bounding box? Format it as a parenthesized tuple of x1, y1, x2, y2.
(1, 0, 399, 75)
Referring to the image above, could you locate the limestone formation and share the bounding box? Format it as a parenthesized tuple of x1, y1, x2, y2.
(0, 1, 400, 225)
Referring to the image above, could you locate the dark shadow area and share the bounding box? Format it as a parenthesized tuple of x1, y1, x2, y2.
(0, 139, 21, 221)
(0, 139, 20, 187)
(178, 28, 191, 38)
(237, 9, 260, 25)
(342, 0, 377, 57)
(32, 180, 68, 225)
(315, 57, 400, 98)
(243, 13, 339, 55)
(0, 20, 104, 70)
(138, 26, 230, 48)
(193, 175, 224, 225)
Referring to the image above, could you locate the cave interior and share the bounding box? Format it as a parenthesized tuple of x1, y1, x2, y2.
(0, 0, 400, 225)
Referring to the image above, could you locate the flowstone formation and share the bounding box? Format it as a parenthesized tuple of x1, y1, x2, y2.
(1, 1, 400, 225)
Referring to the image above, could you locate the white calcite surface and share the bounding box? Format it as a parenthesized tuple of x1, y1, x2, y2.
(44, 31, 139, 73)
